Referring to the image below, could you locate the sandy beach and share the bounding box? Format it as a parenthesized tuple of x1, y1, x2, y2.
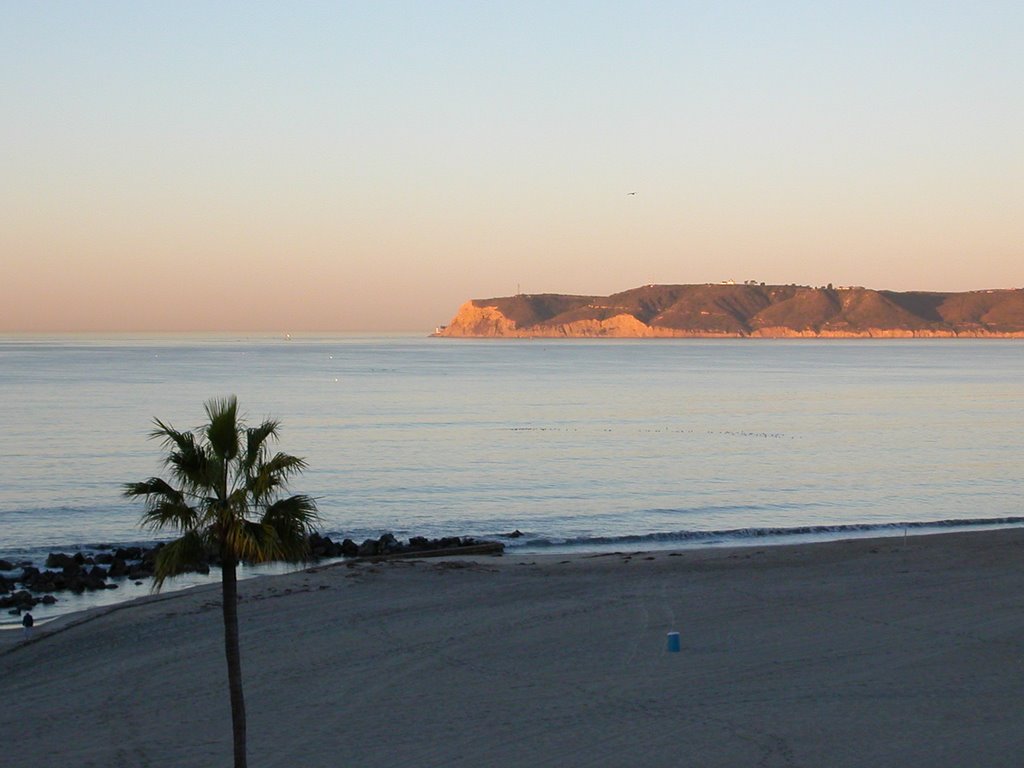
(4, 529, 1024, 767)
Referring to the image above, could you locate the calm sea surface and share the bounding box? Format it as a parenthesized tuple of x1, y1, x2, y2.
(2, 335, 1022, 619)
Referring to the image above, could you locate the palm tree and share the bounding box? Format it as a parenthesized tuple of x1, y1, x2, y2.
(124, 396, 318, 768)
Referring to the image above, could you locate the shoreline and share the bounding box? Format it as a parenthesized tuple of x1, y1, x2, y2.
(5, 518, 1023, 628)
(6, 518, 1024, 628)
(5, 528, 1024, 766)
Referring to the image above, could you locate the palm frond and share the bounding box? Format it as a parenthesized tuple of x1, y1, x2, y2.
(262, 494, 319, 561)
(149, 418, 191, 451)
(221, 519, 274, 563)
(185, 499, 222, 533)
(225, 488, 251, 519)
(247, 452, 308, 500)
(244, 419, 280, 472)
(151, 531, 208, 590)
(123, 476, 184, 504)
(165, 441, 210, 489)
(262, 494, 319, 527)
(139, 498, 200, 532)
(203, 454, 229, 501)
(124, 477, 199, 532)
(264, 452, 308, 478)
(205, 395, 240, 461)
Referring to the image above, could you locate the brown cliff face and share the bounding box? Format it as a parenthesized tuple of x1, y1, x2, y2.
(436, 285, 1024, 338)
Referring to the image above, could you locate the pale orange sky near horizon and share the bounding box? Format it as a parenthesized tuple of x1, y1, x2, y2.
(2, 3, 1021, 332)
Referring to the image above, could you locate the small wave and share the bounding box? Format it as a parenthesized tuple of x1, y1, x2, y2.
(511, 516, 1024, 550)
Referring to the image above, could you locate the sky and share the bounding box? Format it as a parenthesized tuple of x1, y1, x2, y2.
(2, 2, 1022, 332)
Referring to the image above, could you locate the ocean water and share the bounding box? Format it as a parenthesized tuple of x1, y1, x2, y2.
(2, 335, 1022, 619)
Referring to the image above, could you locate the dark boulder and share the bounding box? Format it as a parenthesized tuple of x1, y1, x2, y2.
(357, 539, 379, 557)
(308, 532, 326, 556)
(17, 564, 111, 595)
(0, 559, 15, 571)
(45, 553, 75, 569)
(84, 568, 108, 590)
(128, 564, 153, 580)
(2, 590, 37, 609)
(341, 533, 505, 559)
(309, 532, 346, 558)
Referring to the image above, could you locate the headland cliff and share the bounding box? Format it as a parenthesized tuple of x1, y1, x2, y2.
(435, 284, 1024, 338)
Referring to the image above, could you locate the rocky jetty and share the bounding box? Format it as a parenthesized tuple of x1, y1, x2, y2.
(309, 532, 504, 559)
(1, 546, 161, 613)
(1, 533, 504, 612)
(435, 284, 1024, 338)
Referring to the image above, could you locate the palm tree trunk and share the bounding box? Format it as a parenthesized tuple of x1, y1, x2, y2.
(222, 553, 248, 768)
